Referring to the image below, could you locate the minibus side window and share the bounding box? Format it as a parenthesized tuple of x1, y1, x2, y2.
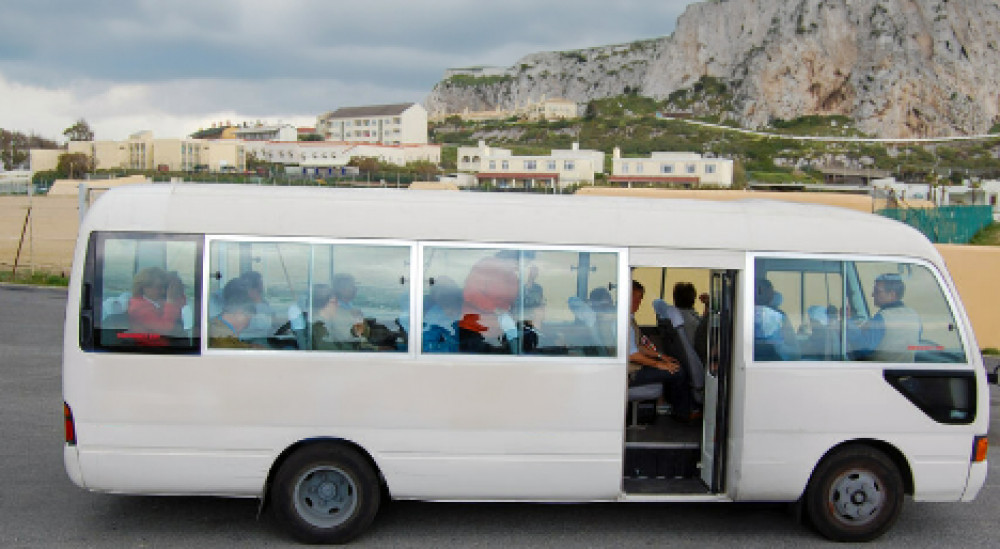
(754, 257, 967, 364)
(423, 246, 619, 356)
(207, 240, 410, 352)
(85, 232, 202, 353)
(846, 261, 966, 364)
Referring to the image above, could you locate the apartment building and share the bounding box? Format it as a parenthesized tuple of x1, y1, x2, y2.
(316, 103, 428, 145)
(457, 141, 604, 190)
(609, 149, 734, 188)
(65, 131, 246, 172)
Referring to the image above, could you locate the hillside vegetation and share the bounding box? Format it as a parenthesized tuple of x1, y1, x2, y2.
(431, 88, 1000, 187)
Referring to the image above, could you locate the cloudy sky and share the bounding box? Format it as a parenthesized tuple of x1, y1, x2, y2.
(0, 0, 696, 142)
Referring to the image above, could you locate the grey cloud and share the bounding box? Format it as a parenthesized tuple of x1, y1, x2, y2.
(2, 0, 690, 86)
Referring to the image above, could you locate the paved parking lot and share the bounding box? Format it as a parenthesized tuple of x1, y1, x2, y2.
(1, 285, 997, 548)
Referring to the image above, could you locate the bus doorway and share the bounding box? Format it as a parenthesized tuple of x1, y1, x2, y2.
(623, 266, 736, 496)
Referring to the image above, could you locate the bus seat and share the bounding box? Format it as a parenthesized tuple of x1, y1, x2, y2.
(627, 383, 663, 428)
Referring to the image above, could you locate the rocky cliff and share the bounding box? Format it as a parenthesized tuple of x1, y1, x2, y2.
(425, 0, 1000, 138)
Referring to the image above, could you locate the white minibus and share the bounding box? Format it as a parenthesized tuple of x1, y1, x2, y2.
(63, 184, 988, 543)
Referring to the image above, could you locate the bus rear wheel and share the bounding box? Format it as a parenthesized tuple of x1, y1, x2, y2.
(271, 444, 380, 544)
(805, 445, 903, 542)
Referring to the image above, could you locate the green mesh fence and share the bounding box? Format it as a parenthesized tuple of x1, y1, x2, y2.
(877, 205, 994, 244)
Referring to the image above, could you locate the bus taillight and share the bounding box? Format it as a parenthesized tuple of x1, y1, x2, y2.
(973, 436, 988, 463)
(64, 402, 77, 446)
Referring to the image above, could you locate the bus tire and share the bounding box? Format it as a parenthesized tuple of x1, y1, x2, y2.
(805, 445, 903, 542)
(271, 443, 380, 544)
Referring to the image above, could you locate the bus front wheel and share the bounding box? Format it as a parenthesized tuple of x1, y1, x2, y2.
(805, 445, 904, 542)
(271, 443, 381, 544)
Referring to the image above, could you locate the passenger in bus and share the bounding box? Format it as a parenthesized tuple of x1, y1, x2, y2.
(629, 281, 696, 422)
(423, 276, 463, 352)
(586, 287, 617, 353)
(208, 278, 260, 349)
(128, 267, 186, 335)
(673, 282, 707, 345)
(801, 305, 842, 360)
(753, 278, 800, 361)
(237, 270, 276, 339)
(311, 284, 371, 351)
(458, 252, 520, 353)
(332, 273, 359, 312)
(847, 273, 922, 362)
(520, 266, 546, 353)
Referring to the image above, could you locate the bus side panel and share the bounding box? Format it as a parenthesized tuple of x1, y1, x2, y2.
(737, 366, 978, 502)
(63, 353, 626, 500)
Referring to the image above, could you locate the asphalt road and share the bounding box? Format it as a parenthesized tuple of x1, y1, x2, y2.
(1, 284, 997, 548)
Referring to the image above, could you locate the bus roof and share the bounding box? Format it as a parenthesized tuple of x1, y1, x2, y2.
(82, 183, 940, 262)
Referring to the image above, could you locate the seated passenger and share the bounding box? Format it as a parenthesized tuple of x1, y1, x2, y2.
(520, 266, 545, 353)
(458, 252, 520, 353)
(629, 281, 696, 422)
(847, 273, 922, 362)
(801, 305, 841, 360)
(753, 278, 800, 361)
(423, 276, 463, 353)
(672, 282, 705, 345)
(128, 267, 186, 335)
(208, 278, 259, 349)
(237, 270, 275, 339)
(311, 284, 370, 351)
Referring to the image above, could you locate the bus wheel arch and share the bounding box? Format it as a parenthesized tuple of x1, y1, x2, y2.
(803, 440, 909, 542)
(264, 438, 386, 544)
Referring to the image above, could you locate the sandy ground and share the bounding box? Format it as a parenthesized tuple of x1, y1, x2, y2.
(0, 196, 78, 274)
(1, 189, 997, 347)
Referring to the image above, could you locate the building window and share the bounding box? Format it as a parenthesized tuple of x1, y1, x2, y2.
(705, 164, 716, 174)
(622, 164, 629, 174)
(489, 160, 496, 170)
(547, 161, 556, 171)
(636, 163, 644, 174)
(661, 164, 673, 174)
(524, 160, 536, 170)
(686, 164, 697, 174)
(564, 161, 575, 171)
(501, 160, 509, 170)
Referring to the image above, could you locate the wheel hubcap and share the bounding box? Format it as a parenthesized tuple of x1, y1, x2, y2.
(294, 466, 358, 528)
(829, 469, 883, 525)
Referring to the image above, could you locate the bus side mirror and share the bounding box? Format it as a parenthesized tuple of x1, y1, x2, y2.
(987, 366, 999, 385)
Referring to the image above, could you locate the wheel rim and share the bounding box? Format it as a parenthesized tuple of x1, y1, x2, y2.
(293, 465, 358, 528)
(827, 468, 884, 526)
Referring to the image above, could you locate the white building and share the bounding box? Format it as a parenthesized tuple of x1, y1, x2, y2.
(31, 132, 246, 173)
(242, 140, 441, 176)
(456, 141, 604, 190)
(316, 103, 428, 145)
(234, 124, 297, 142)
(609, 149, 734, 188)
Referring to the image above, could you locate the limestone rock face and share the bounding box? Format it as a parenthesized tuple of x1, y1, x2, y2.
(425, 0, 1000, 138)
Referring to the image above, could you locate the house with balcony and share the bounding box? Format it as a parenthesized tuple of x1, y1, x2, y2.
(457, 141, 604, 190)
(316, 103, 428, 145)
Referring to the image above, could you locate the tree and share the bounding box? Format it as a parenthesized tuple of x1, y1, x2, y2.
(63, 119, 95, 142)
(298, 133, 323, 141)
(56, 152, 94, 179)
(348, 156, 379, 175)
(407, 160, 440, 179)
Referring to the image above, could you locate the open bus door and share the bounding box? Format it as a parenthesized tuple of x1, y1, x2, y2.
(700, 269, 736, 492)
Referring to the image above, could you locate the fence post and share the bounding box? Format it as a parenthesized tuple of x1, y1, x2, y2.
(12, 205, 31, 277)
